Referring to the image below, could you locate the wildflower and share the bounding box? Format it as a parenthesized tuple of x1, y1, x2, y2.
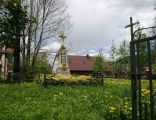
(124, 105, 128, 108)
(53, 97, 57, 101)
(125, 102, 128, 105)
(109, 107, 117, 113)
(53, 94, 57, 97)
(142, 89, 150, 96)
(128, 107, 132, 111)
(59, 92, 64, 96)
(100, 101, 104, 106)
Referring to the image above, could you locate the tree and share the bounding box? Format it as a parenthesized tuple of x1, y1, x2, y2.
(135, 29, 148, 71)
(21, 0, 71, 70)
(109, 40, 118, 62)
(0, 0, 28, 81)
(116, 40, 130, 75)
(0, 0, 71, 80)
(109, 40, 118, 77)
(34, 52, 51, 74)
(93, 49, 105, 73)
(152, 4, 156, 72)
(109, 40, 130, 77)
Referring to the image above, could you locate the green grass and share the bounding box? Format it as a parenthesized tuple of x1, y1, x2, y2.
(0, 79, 155, 120)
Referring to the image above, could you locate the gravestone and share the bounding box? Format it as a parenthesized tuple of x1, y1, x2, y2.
(56, 32, 71, 76)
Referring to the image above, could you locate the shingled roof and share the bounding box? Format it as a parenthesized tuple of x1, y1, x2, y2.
(67, 55, 95, 71)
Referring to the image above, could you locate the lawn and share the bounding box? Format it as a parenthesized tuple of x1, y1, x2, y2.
(0, 79, 155, 120)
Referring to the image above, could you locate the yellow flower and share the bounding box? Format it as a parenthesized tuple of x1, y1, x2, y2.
(124, 105, 128, 108)
(59, 92, 64, 96)
(125, 102, 128, 105)
(142, 89, 150, 96)
(128, 107, 132, 111)
(109, 107, 117, 113)
(53, 94, 57, 97)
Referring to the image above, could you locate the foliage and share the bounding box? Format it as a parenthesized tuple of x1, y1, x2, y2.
(0, 0, 28, 76)
(51, 75, 91, 82)
(0, 79, 156, 119)
(0, 76, 7, 83)
(134, 30, 148, 71)
(151, 15, 156, 73)
(109, 40, 118, 62)
(22, 55, 52, 81)
(39, 75, 103, 86)
(33, 57, 52, 75)
(0, 0, 71, 80)
(0, 79, 133, 120)
(109, 40, 130, 77)
(116, 40, 130, 74)
(93, 49, 106, 73)
(0, 0, 27, 47)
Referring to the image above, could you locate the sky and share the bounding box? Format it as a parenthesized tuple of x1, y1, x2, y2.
(44, 0, 155, 58)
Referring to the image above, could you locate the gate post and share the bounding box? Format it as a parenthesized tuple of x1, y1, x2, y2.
(125, 17, 140, 120)
(147, 40, 154, 120)
(130, 17, 138, 120)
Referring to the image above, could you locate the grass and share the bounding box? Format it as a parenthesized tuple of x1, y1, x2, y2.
(0, 79, 155, 120)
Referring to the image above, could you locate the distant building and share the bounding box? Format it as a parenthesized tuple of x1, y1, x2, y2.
(67, 55, 95, 75)
(0, 45, 13, 76)
(37, 51, 49, 62)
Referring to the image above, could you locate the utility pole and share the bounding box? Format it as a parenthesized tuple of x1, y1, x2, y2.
(125, 17, 139, 120)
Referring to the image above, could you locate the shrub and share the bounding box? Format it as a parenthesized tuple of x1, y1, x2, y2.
(40, 75, 103, 86)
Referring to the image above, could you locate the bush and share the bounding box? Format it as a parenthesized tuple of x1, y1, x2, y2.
(0, 76, 7, 83)
(40, 75, 103, 86)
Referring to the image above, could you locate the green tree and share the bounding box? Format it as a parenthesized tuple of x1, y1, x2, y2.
(152, 40, 156, 73)
(0, 0, 28, 81)
(109, 40, 118, 77)
(93, 49, 105, 73)
(135, 30, 148, 71)
(116, 40, 130, 74)
(152, 4, 156, 72)
(109, 40, 118, 62)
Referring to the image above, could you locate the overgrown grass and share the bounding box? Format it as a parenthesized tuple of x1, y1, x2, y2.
(0, 79, 155, 120)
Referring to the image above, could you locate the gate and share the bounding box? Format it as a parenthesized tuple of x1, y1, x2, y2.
(126, 17, 156, 120)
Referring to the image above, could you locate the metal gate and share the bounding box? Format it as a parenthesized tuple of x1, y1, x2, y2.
(126, 17, 156, 120)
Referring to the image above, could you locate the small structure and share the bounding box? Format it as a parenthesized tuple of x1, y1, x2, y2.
(0, 45, 13, 76)
(55, 33, 70, 76)
(67, 55, 95, 75)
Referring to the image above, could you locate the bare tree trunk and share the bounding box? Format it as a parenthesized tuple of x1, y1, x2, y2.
(26, 0, 33, 67)
(22, 31, 26, 68)
(23, 0, 71, 69)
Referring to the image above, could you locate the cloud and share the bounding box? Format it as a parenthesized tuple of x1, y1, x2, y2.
(88, 49, 98, 56)
(42, 42, 61, 51)
(44, 0, 155, 57)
